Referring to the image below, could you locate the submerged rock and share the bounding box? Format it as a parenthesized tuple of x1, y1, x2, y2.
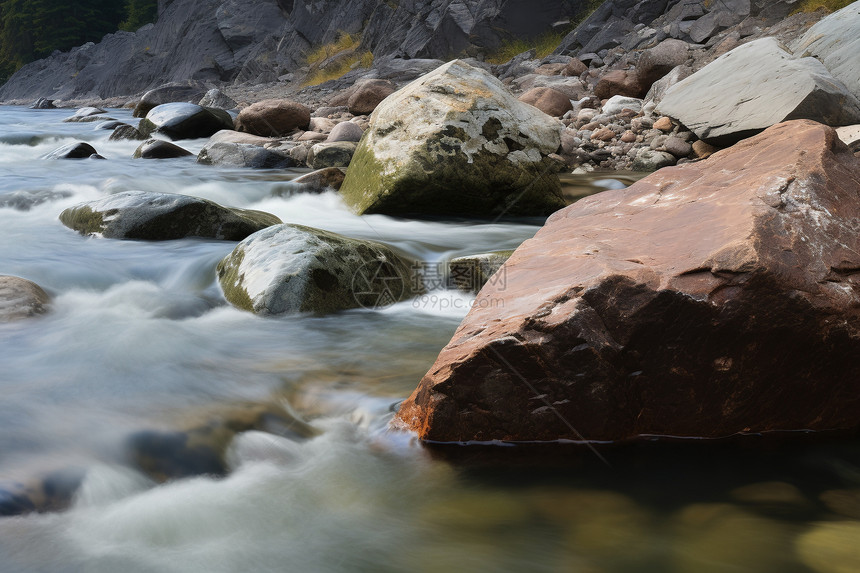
(217, 224, 419, 315)
(139, 103, 234, 140)
(133, 139, 193, 159)
(42, 142, 103, 160)
(0, 275, 50, 322)
(109, 124, 147, 141)
(59, 190, 281, 241)
(394, 120, 860, 443)
(289, 167, 346, 193)
(339, 60, 565, 217)
(197, 141, 296, 168)
(658, 38, 860, 145)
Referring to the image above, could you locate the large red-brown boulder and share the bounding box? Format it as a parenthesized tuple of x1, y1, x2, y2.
(518, 87, 573, 118)
(235, 99, 311, 136)
(393, 120, 860, 443)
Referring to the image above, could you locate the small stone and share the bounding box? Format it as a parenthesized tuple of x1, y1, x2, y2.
(621, 130, 637, 143)
(663, 136, 693, 158)
(654, 116, 674, 132)
(591, 128, 615, 142)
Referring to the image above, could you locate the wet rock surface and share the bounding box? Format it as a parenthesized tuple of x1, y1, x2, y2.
(60, 190, 281, 241)
(0, 276, 51, 322)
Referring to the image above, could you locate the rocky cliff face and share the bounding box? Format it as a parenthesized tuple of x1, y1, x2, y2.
(0, 0, 590, 101)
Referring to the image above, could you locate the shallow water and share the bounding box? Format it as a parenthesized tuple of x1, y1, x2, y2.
(0, 106, 858, 573)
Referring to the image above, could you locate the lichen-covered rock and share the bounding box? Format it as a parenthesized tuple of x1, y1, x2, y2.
(658, 38, 860, 145)
(394, 120, 860, 443)
(339, 60, 565, 217)
(217, 224, 419, 315)
(0, 276, 50, 322)
(197, 142, 296, 168)
(59, 190, 281, 241)
(133, 139, 193, 159)
(139, 103, 234, 140)
(309, 142, 356, 169)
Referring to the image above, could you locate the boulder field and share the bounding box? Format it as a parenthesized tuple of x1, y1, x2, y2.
(393, 120, 860, 443)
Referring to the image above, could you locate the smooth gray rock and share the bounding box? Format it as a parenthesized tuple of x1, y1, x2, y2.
(133, 139, 193, 159)
(792, 2, 860, 99)
(59, 190, 281, 241)
(636, 38, 690, 88)
(134, 82, 208, 118)
(139, 103, 234, 140)
(197, 142, 296, 168)
(602, 96, 643, 116)
(657, 38, 860, 145)
(0, 276, 50, 322)
(326, 121, 364, 143)
(42, 142, 102, 160)
(217, 224, 420, 315)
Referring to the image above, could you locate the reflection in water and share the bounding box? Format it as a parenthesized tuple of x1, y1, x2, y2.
(0, 106, 858, 573)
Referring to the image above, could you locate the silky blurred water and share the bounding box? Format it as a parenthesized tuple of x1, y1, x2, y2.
(0, 106, 858, 573)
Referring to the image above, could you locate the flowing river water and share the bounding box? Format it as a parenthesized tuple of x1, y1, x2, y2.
(0, 106, 858, 572)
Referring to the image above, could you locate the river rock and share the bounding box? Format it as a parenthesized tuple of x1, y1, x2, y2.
(197, 142, 295, 168)
(602, 95, 643, 116)
(347, 79, 396, 116)
(632, 149, 676, 171)
(518, 87, 573, 118)
(393, 120, 860, 443)
(208, 130, 278, 146)
(29, 98, 55, 109)
(658, 38, 860, 145)
(198, 88, 238, 110)
(109, 124, 147, 141)
(792, 1, 860, 99)
(133, 139, 193, 159)
(0, 276, 50, 322)
(63, 114, 115, 124)
(42, 142, 102, 160)
(796, 522, 860, 573)
(636, 38, 690, 90)
(290, 168, 346, 193)
(308, 142, 356, 169)
(339, 60, 565, 217)
(235, 99, 311, 137)
(133, 82, 208, 118)
(327, 121, 364, 143)
(595, 69, 644, 100)
(217, 224, 419, 315)
(59, 190, 281, 241)
(139, 103, 234, 140)
(448, 251, 513, 293)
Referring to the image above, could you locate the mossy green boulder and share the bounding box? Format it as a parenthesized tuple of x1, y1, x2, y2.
(59, 190, 281, 240)
(339, 59, 566, 217)
(217, 224, 420, 315)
